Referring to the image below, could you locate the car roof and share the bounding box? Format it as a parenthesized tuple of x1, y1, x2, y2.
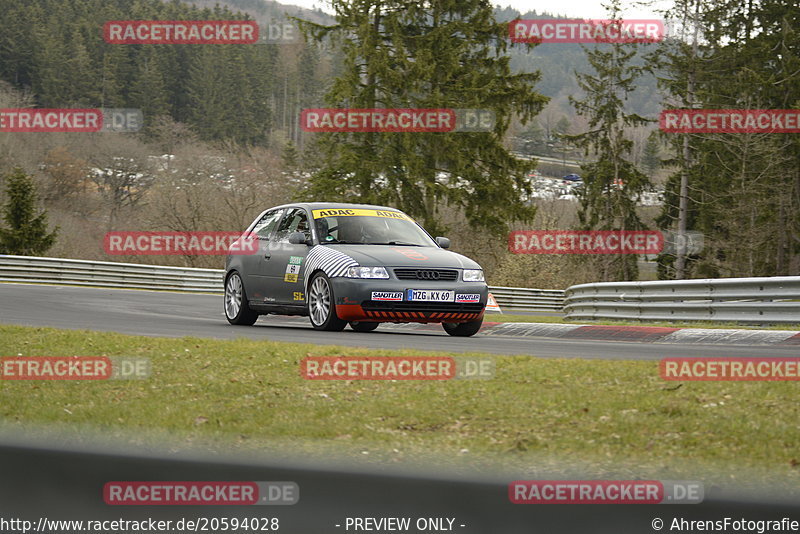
(268, 202, 406, 213)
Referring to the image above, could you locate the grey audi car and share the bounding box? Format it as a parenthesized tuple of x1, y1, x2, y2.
(224, 202, 488, 336)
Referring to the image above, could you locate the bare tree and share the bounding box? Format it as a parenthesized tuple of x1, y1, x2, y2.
(88, 137, 154, 229)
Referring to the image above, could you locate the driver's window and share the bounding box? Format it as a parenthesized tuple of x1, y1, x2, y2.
(275, 208, 310, 243)
(252, 209, 283, 239)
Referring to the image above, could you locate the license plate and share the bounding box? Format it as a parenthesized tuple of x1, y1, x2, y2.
(406, 289, 454, 302)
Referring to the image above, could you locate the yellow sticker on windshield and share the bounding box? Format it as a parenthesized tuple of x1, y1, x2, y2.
(311, 208, 412, 221)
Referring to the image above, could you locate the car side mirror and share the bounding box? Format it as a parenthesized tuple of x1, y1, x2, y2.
(288, 232, 310, 245)
(435, 236, 451, 249)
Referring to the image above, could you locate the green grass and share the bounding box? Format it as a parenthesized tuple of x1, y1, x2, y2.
(487, 313, 800, 330)
(1, 324, 798, 493)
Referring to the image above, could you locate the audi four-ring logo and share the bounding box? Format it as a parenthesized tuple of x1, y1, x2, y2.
(415, 270, 440, 280)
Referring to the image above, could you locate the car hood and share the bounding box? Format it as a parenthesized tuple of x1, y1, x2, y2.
(324, 244, 482, 270)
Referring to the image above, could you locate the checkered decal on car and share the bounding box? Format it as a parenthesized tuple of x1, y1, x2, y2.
(303, 245, 358, 285)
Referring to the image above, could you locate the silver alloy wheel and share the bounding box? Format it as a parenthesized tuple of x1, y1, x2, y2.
(225, 274, 243, 320)
(309, 276, 331, 326)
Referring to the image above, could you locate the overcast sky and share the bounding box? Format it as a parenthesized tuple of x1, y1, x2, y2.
(287, 0, 669, 19)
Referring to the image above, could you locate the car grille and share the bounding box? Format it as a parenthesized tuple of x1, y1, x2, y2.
(393, 268, 459, 281)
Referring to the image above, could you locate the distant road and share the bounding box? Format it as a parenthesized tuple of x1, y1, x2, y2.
(513, 152, 583, 169)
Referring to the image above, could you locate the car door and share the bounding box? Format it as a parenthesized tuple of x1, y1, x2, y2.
(242, 208, 284, 304)
(266, 207, 313, 305)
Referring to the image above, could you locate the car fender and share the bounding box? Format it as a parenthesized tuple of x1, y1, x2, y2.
(303, 245, 359, 289)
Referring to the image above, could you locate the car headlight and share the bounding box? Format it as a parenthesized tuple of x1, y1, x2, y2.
(463, 269, 485, 282)
(345, 266, 389, 279)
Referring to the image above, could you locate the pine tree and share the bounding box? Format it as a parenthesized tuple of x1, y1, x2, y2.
(296, 43, 322, 148)
(65, 27, 99, 106)
(99, 43, 129, 108)
(187, 46, 230, 141)
(649, 0, 706, 279)
(282, 141, 299, 170)
(652, 0, 800, 278)
(247, 42, 278, 144)
(553, 116, 571, 137)
(31, 19, 71, 106)
(0, 0, 41, 87)
(567, 0, 652, 281)
(641, 132, 660, 176)
(222, 45, 260, 145)
(0, 168, 59, 256)
(131, 47, 170, 129)
(297, 0, 548, 236)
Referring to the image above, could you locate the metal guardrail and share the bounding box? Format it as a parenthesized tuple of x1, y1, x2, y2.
(6, 255, 799, 322)
(0, 254, 223, 292)
(0, 255, 565, 312)
(564, 277, 800, 324)
(486, 285, 564, 311)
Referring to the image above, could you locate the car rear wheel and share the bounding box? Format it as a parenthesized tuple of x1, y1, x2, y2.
(308, 273, 347, 331)
(442, 318, 483, 337)
(224, 272, 258, 326)
(350, 321, 379, 332)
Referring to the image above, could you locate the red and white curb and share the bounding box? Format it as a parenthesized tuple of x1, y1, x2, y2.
(476, 323, 800, 346)
(267, 316, 799, 346)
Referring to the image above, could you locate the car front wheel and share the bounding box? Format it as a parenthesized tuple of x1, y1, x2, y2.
(224, 272, 259, 326)
(307, 272, 347, 331)
(442, 318, 483, 337)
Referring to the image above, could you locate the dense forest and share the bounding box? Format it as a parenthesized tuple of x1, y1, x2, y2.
(0, 0, 659, 148)
(0, 0, 327, 147)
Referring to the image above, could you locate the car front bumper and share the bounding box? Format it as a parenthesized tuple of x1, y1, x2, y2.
(330, 277, 488, 324)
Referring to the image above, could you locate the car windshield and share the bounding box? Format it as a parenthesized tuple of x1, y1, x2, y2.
(313, 211, 436, 246)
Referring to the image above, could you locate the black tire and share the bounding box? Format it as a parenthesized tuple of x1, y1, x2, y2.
(224, 271, 259, 326)
(442, 318, 483, 337)
(307, 272, 348, 331)
(350, 321, 379, 332)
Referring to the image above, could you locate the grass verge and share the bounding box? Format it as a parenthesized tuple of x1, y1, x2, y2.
(1, 324, 798, 493)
